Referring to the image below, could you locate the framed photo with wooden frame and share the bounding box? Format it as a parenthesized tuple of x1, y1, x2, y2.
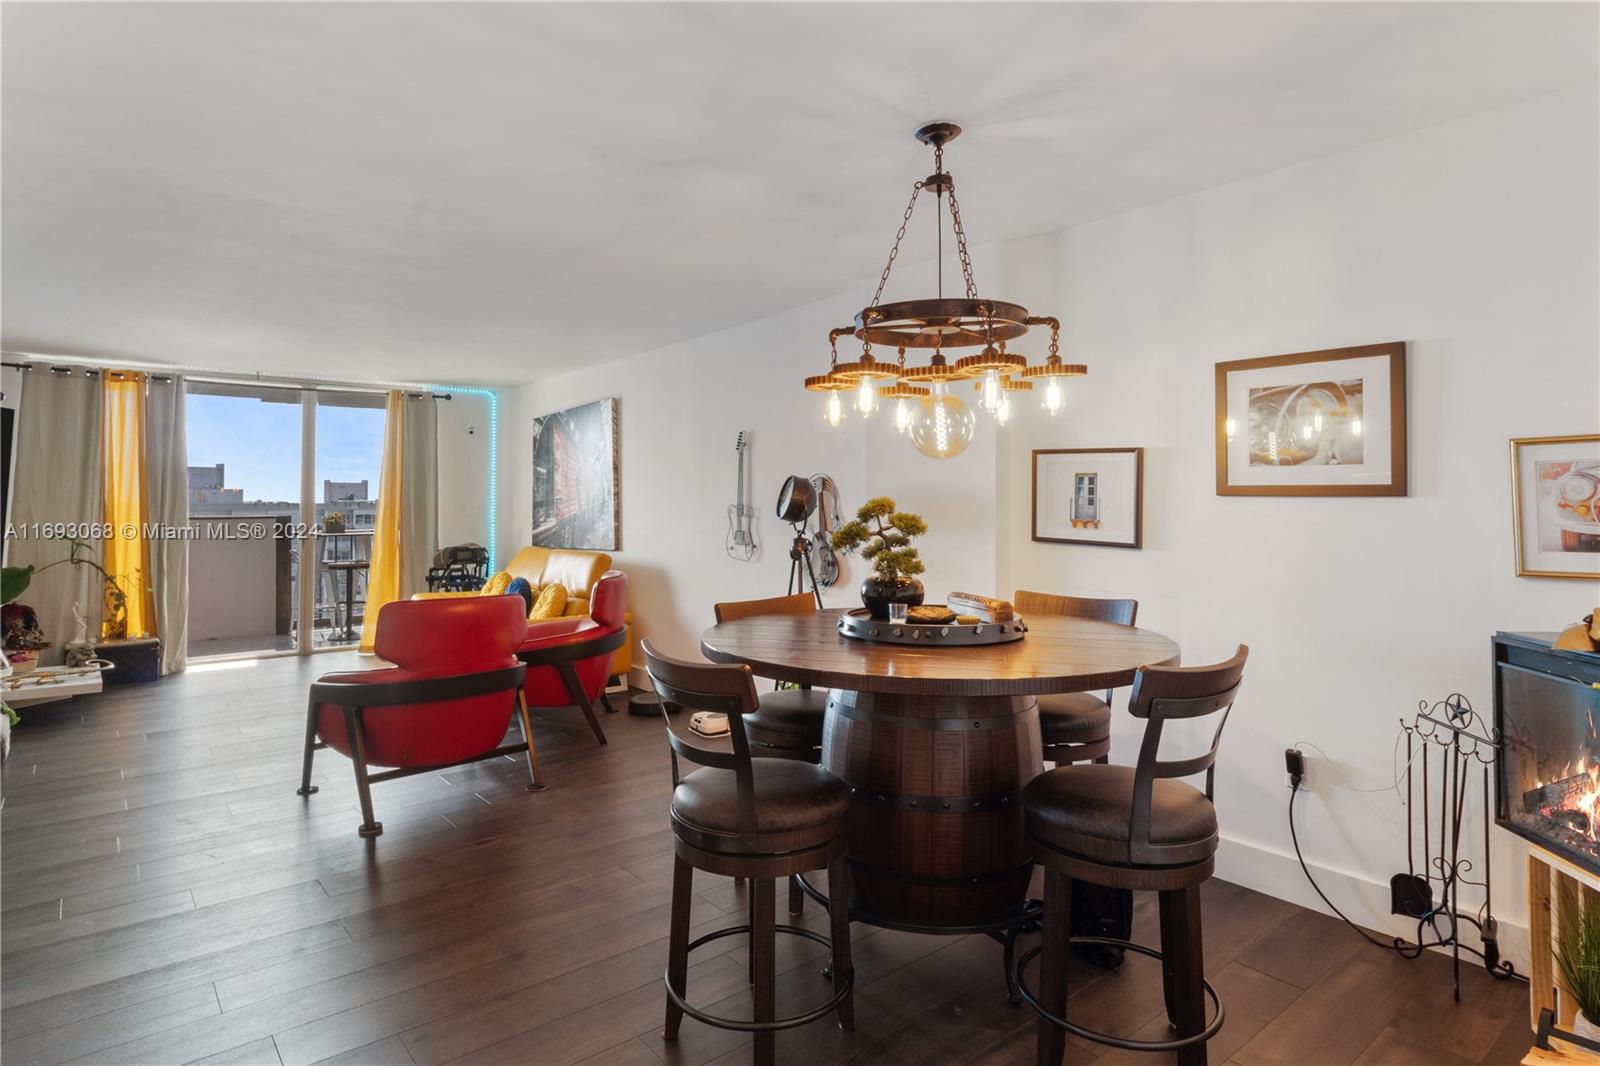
(1510, 434, 1600, 580)
(1032, 448, 1143, 549)
(1215, 342, 1407, 497)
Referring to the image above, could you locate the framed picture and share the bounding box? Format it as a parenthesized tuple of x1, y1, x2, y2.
(1510, 434, 1600, 580)
(1215, 342, 1407, 497)
(1032, 448, 1143, 549)
(531, 397, 619, 551)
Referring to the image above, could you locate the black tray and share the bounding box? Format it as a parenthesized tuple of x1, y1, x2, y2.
(836, 608, 1027, 646)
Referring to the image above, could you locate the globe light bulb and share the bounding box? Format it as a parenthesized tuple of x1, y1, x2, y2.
(978, 368, 1003, 415)
(1042, 377, 1064, 415)
(907, 382, 976, 460)
(894, 396, 913, 434)
(855, 376, 878, 416)
(824, 391, 844, 427)
(1224, 417, 1237, 442)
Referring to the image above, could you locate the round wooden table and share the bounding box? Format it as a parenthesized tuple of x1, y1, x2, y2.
(701, 608, 1181, 933)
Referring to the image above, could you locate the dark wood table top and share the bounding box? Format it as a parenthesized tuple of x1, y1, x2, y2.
(701, 608, 1180, 696)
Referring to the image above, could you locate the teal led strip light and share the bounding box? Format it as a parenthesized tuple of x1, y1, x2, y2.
(433, 385, 499, 572)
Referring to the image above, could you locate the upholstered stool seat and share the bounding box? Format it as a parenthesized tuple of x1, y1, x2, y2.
(672, 760, 848, 854)
(1036, 691, 1111, 744)
(744, 688, 828, 749)
(1024, 765, 1218, 866)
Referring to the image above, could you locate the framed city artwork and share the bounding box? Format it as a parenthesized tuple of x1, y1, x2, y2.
(1510, 434, 1600, 580)
(1032, 448, 1143, 550)
(1215, 342, 1407, 497)
(530, 397, 620, 551)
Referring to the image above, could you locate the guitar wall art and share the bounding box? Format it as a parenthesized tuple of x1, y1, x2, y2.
(726, 431, 757, 561)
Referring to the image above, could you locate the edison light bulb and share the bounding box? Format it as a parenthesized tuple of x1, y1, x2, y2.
(855, 376, 878, 416)
(894, 396, 913, 434)
(1224, 417, 1237, 442)
(824, 391, 844, 427)
(1352, 418, 1363, 437)
(1042, 377, 1064, 415)
(978, 368, 1003, 415)
(995, 393, 1012, 426)
(907, 382, 976, 460)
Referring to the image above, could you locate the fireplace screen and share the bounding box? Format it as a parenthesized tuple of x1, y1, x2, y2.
(1497, 662, 1600, 875)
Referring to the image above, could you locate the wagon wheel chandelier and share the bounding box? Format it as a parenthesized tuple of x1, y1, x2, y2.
(805, 122, 1087, 459)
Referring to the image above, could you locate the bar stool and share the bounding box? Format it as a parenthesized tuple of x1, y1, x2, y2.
(643, 640, 855, 1066)
(713, 595, 830, 917)
(1015, 646, 1248, 1066)
(1014, 591, 1138, 765)
(712, 594, 828, 762)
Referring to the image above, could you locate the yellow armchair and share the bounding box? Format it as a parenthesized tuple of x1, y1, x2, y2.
(413, 546, 632, 678)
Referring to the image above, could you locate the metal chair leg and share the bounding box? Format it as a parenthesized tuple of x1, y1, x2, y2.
(663, 854, 693, 1041)
(515, 692, 546, 792)
(297, 695, 320, 796)
(826, 852, 855, 1032)
(556, 661, 608, 747)
(342, 708, 383, 838)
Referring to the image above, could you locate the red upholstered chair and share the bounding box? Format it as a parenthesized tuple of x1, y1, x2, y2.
(297, 596, 539, 838)
(518, 569, 629, 748)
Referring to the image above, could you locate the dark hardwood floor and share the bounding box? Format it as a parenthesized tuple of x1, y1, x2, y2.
(1, 653, 1534, 1065)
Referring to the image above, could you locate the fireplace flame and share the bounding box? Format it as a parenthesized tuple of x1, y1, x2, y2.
(1534, 757, 1600, 841)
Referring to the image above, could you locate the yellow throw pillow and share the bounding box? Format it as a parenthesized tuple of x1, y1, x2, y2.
(481, 571, 512, 597)
(530, 583, 568, 620)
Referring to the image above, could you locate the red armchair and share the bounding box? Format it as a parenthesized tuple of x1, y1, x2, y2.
(518, 569, 628, 747)
(297, 596, 540, 838)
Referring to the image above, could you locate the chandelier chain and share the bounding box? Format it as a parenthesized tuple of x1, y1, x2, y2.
(870, 181, 924, 309)
(945, 183, 979, 301)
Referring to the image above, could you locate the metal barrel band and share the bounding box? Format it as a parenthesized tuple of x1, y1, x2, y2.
(664, 923, 854, 1033)
(1014, 937, 1224, 1052)
(845, 786, 1026, 813)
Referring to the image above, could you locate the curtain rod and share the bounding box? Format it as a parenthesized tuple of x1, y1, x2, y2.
(0, 351, 471, 399)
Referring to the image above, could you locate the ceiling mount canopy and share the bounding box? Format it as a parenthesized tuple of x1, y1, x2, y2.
(807, 122, 1087, 457)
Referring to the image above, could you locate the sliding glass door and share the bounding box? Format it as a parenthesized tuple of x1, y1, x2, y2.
(184, 383, 388, 658)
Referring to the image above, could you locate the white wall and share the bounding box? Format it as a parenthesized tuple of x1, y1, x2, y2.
(502, 84, 1597, 963)
(436, 391, 493, 552)
(498, 250, 1003, 671)
(993, 84, 1598, 962)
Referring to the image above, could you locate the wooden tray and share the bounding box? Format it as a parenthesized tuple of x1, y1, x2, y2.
(836, 608, 1027, 647)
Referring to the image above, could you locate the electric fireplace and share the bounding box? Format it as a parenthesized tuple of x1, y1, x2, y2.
(1494, 632, 1600, 876)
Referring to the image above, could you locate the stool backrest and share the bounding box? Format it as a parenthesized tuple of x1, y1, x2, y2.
(1015, 590, 1139, 704)
(1013, 590, 1138, 627)
(1125, 645, 1248, 864)
(641, 638, 763, 847)
(713, 592, 818, 624)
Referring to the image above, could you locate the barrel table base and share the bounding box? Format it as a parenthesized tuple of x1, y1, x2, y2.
(821, 688, 1044, 930)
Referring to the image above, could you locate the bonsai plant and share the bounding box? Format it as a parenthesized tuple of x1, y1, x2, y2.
(830, 496, 929, 619)
(1558, 900, 1600, 1039)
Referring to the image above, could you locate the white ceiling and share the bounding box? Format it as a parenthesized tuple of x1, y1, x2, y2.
(3, 3, 1595, 385)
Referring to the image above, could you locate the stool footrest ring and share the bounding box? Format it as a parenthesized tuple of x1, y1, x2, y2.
(665, 922, 854, 1033)
(1014, 936, 1224, 1052)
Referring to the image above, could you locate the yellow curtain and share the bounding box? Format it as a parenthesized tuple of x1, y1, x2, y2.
(102, 372, 153, 640)
(359, 391, 407, 652)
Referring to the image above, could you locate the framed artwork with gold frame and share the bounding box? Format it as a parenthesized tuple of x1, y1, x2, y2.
(1510, 434, 1600, 580)
(1215, 342, 1407, 497)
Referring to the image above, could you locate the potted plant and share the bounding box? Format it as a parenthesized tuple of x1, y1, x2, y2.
(1558, 900, 1600, 1040)
(323, 511, 347, 534)
(2, 538, 129, 650)
(830, 496, 928, 620)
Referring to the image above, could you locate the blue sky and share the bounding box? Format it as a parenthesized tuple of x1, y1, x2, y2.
(187, 394, 385, 503)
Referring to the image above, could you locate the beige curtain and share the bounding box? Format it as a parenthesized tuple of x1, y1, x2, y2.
(11, 369, 105, 664)
(146, 376, 188, 674)
(359, 392, 438, 652)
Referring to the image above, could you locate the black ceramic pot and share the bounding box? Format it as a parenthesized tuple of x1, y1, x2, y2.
(860, 576, 925, 621)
